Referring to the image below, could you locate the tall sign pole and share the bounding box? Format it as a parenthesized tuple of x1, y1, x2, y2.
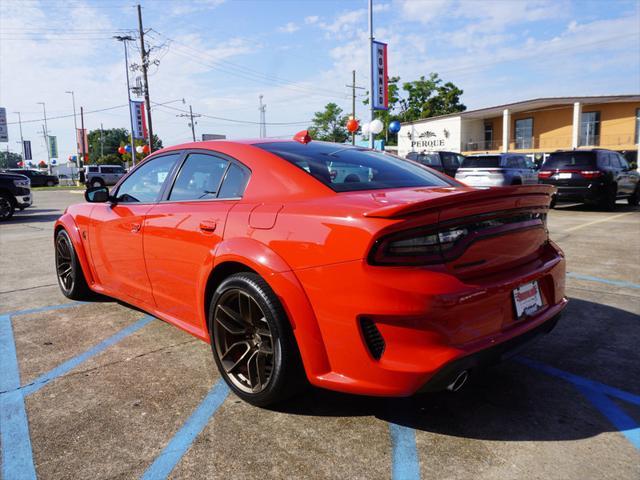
(138, 4, 154, 152)
(13, 111, 25, 167)
(114, 35, 137, 166)
(37, 102, 51, 173)
(368, 0, 374, 149)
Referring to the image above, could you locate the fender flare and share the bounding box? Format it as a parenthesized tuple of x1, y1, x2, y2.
(201, 237, 331, 380)
(54, 214, 96, 286)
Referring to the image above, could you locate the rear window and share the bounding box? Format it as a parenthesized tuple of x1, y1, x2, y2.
(462, 156, 502, 168)
(256, 141, 452, 192)
(542, 152, 596, 169)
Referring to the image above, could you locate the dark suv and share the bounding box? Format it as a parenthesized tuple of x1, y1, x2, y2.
(406, 151, 465, 177)
(538, 149, 639, 210)
(0, 172, 32, 220)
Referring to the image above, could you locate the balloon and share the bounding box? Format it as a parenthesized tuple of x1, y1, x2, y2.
(369, 119, 384, 134)
(389, 120, 401, 134)
(361, 122, 370, 134)
(136, 145, 144, 154)
(346, 118, 359, 133)
(124, 145, 132, 153)
(118, 146, 125, 155)
(142, 144, 150, 154)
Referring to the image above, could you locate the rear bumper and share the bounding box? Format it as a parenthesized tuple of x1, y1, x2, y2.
(294, 242, 567, 396)
(545, 182, 606, 202)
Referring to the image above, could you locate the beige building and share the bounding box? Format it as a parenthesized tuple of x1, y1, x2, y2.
(398, 95, 640, 164)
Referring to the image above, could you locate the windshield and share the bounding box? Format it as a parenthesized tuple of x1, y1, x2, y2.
(542, 152, 596, 169)
(461, 156, 502, 168)
(256, 142, 453, 192)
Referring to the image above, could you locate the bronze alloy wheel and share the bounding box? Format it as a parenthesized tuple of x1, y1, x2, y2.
(55, 233, 75, 294)
(213, 288, 275, 394)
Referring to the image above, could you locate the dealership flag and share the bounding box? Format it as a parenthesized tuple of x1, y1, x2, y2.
(0, 107, 8, 142)
(77, 128, 88, 154)
(23, 140, 32, 160)
(371, 41, 388, 111)
(130, 100, 148, 139)
(48, 135, 58, 159)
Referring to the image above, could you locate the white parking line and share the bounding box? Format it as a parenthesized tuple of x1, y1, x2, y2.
(564, 212, 635, 233)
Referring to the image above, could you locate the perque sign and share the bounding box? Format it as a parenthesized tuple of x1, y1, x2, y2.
(371, 41, 388, 111)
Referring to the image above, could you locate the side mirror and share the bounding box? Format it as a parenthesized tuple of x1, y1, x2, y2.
(85, 186, 110, 203)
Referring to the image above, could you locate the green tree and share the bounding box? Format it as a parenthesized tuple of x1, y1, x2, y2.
(0, 151, 22, 169)
(308, 103, 349, 143)
(398, 73, 466, 121)
(86, 128, 163, 164)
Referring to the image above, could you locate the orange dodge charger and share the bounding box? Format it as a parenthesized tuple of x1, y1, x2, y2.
(54, 137, 567, 406)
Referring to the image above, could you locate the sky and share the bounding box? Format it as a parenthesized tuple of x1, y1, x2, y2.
(1, 0, 639, 163)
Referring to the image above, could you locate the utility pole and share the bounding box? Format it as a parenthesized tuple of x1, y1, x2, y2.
(114, 35, 137, 167)
(137, 4, 154, 152)
(80, 107, 87, 180)
(368, 0, 375, 149)
(258, 95, 266, 138)
(37, 102, 51, 173)
(177, 105, 201, 142)
(346, 70, 364, 145)
(100, 123, 105, 158)
(13, 111, 25, 167)
(65, 91, 81, 182)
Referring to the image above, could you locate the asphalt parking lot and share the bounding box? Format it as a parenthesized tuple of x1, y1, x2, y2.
(1, 190, 639, 480)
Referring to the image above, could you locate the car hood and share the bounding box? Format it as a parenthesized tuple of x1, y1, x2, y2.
(0, 173, 30, 181)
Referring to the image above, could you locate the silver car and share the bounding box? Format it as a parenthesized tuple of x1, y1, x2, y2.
(85, 164, 127, 188)
(455, 154, 538, 187)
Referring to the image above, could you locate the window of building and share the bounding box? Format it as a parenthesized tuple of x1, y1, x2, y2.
(580, 111, 600, 146)
(514, 118, 533, 149)
(484, 123, 493, 149)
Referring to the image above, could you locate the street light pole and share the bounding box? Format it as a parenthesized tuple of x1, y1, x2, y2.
(37, 102, 51, 174)
(114, 35, 137, 167)
(65, 90, 83, 182)
(13, 111, 25, 168)
(368, 0, 375, 149)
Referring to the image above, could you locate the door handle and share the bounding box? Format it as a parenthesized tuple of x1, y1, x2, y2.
(199, 220, 217, 233)
(130, 223, 141, 233)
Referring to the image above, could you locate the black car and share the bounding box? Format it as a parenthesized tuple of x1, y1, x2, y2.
(406, 151, 465, 178)
(538, 149, 640, 210)
(7, 169, 59, 187)
(0, 172, 32, 220)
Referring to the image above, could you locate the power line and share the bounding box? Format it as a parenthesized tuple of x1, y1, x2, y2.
(6, 104, 129, 125)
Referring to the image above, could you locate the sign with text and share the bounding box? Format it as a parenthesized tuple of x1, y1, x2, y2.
(48, 135, 58, 159)
(371, 41, 388, 111)
(23, 140, 32, 160)
(0, 107, 8, 142)
(130, 100, 148, 139)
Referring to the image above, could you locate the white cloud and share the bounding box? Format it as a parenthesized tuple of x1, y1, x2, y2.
(278, 22, 300, 34)
(320, 9, 366, 36)
(169, 0, 226, 16)
(304, 15, 319, 24)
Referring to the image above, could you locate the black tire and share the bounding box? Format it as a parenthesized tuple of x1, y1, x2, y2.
(208, 272, 304, 407)
(0, 193, 15, 221)
(46, 180, 55, 187)
(628, 185, 640, 206)
(601, 184, 617, 211)
(55, 229, 93, 300)
(511, 179, 522, 186)
(90, 178, 104, 188)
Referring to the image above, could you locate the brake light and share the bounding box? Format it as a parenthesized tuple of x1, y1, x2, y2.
(579, 170, 602, 179)
(538, 170, 553, 179)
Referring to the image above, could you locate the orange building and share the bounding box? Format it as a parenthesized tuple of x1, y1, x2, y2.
(398, 95, 640, 165)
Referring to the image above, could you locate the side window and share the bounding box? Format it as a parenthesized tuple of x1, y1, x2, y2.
(218, 164, 251, 198)
(598, 152, 610, 167)
(440, 152, 457, 168)
(456, 155, 466, 166)
(617, 154, 629, 170)
(506, 157, 518, 168)
(169, 153, 229, 201)
(609, 153, 621, 168)
(116, 154, 180, 203)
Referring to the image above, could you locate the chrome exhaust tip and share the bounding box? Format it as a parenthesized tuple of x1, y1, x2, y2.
(446, 370, 469, 392)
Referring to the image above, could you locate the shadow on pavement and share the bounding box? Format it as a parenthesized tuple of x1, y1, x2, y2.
(275, 298, 640, 442)
(10, 209, 62, 224)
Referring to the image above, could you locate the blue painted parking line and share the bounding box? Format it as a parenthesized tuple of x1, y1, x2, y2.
(0, 312, 37, 480)
(3, 301, 86, 318)
(20, 315, 154, 397)
(389, 423, 420, 480)
(141, 379, 230, 480)
(567, 272, 640, 290)
(517, 356, 640, 450)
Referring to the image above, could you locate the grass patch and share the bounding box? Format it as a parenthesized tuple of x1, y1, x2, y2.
(32, 185, 85, 191)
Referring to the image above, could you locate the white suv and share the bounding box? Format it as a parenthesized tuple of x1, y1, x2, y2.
(85, 165, 126, 188)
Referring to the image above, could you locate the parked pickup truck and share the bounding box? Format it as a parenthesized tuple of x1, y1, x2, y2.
(0, 172, 32, 220)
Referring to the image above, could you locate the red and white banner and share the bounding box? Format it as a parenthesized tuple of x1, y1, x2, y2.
(76, 128, 88, 154)
(130, 100, 148, 140)
(372, 41, 388, 111)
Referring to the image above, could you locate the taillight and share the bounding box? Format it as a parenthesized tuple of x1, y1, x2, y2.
(368, 212, 547, 266)
(538, 170, 553, 179)
(579, 170, 602, 179)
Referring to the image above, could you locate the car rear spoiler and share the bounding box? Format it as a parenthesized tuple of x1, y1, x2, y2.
(363, 185, 555, 219)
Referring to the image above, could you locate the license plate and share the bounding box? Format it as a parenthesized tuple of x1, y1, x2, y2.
(513, 281, 543, 318)
(557, 172, 572, 179)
